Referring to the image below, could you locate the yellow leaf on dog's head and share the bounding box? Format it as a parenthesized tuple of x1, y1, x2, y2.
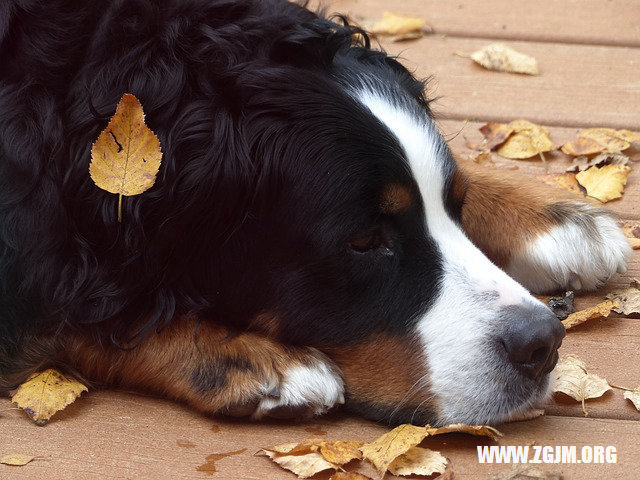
(90, 93, 163, 222)
(0, 454, 36, 466)
(470, 43, 539, 75)
(561, 299, 617, 330)
(553, 355, 611, 415)
(11, 369, 87, 425)
(363, 12, 427, 38)
(575, 164, 631, 203)
(388, 447, 448, 476)
(561, 128, 640, 156)
(623, 389, 640, 411)
(497, 120, 554, 159)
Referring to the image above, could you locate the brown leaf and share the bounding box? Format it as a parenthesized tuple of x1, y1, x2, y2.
(553, 355, 611, 415)
(258, 445, 338, 478)
(387, 447, 448, 476)
(606, 280, 640, 315)
(497, 120, 554, 159)
(360, 424, 431, 477)
(330, 473, 372, 480)
(426, 423, 503, 441)
(319, 441, 363, 465)
(12, 369, 87, 425)
(0, 454, 36, 466)
(561, 128, 640, 156)
(542, 173, 583, 196)
(623, 389, 640, 411)
(565, 152, 629, 172)
(469, 43, 538, 75)
(561, 299, 616, 330)
(575, 164, 631, 203)
(492, 465, 563, 479)
(362, 12, 427, 38)
(90, 93, 163, 222)
(480, 123, 515, 149)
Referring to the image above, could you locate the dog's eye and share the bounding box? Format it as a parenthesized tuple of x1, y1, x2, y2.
(349, 229, 394, 256)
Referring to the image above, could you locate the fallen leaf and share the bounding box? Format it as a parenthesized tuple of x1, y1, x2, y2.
(329, 473, 372, 480)
(90, 93, 163, 222)
(575, 164, 631, 203)
(547, 291, 575, 320)
(12, 369, 88, 425)
(492, 464, 563, 479)
(620, 221, 640, 250)
(258, 447, 338, 478)
(363, 12, 427, 38)
(426, 423, 502, 441)
(0, 454, 36, 466)
(561, 128, 640, 156)
(388, 447, 448, 476)
(542, 173, 583, 196)
(553, 355, 611, 415)
(565, 152, 629, 172)
(469, 43, 539, 75)
(623, 389, 640, 411)
(606, 280, 640, 315)
(319, 441, 363, 465)
(561, 299, 616, 330)
(480, 123, 515, 149)
(360, 424, 431, 477)
(497, 120, 555, 159)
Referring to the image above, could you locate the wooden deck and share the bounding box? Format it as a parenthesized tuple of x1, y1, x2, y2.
(2, 1, 639, 478)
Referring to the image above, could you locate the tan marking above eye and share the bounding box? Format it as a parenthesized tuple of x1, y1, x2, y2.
(380, 183, 413, 214)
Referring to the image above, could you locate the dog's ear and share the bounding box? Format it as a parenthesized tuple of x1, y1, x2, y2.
(270, 18, 369, 69)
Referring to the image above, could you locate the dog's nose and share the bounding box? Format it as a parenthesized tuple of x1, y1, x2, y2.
(499, 305, 566, 379)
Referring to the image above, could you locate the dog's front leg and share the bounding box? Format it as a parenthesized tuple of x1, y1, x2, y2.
(455, 162, 632, 293)
(59, 318, 344, 419)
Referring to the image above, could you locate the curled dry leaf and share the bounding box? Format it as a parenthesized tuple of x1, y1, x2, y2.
(426, 423, 502, 441)
(553, 354, 611, 415)
(606, 280, 640, 315)
(497, 120, 554, 160)
(469, 43, 539, 75)
(575, 164, 631, 203)
(542, 173, 583, 197)
(362, 12, 427, 39)
(480, 123, 515, 149)
(566, 152, 629, 173)
(90, 93, 163, 222)
(258, 446, 337, 479)
(11, 369, 87, 425)
(623, 389, 640, 411)
(388, 447, 448, 477)
(561, 128, 639, 156)
(561, 299, 616, 330)
(0, 454, 36, 466)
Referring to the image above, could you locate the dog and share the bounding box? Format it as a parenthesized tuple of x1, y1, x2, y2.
(0, 0, 631, 426)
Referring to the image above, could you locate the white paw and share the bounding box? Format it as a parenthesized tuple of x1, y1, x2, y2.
(507, 204, 632, 293)
(252, 361, 345, 419)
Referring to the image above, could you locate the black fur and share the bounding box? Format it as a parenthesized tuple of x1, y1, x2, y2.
(0, 0, 456, 410)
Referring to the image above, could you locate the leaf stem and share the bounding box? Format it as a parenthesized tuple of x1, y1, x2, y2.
(118, 193, 123, 223)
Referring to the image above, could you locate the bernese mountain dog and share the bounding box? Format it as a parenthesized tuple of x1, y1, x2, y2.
(0, 0, 632, 426)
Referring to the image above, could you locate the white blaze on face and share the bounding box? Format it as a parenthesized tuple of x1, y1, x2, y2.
(356, 90, 543, 423)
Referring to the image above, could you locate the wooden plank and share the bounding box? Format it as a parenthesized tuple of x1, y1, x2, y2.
(374, 37, 640, 129)
(441, 119, 640, 219)
(321, 0, 640, 47)
(2, 392, 639, 479)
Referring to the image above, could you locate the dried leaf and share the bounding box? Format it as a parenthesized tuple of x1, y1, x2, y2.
(470, 43, 538, 75)
(257, 447, 338, 478)
(90, 93, 163, 222)
(363, 12, 427, 37)
(492, 465, 563, 479)
(623, 389, 640, 411)
(360, 424, 431, 477)
(426, 423, 502, 441)
(547, 291, 575, 320)
(0, 454, 35, 466)
(497, 120, 554, 159)
(330, 473, 372, 480)
(575, 164, 631, 203)
(480, 123, 514, 149)
(621, 221, 640, 250)
(562, 128, 639, 156)
(388, 447, 448, 476)
(319, 441, 363, 465)
(12, 369, 87, 425)
(553, 355, 611, 415)
(542, 173, 583, 196)
(566, 152, 629, 172)
(606, 280, 640, 315)
(561, 299, 616, 330)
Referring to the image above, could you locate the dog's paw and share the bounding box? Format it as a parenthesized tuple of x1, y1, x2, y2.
(222, 348, 344, 420)
(507, 202, 632, 293)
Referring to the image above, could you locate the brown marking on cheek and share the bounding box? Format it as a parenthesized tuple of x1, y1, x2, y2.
(325, 334, 438, 417)
(380, 183, 413, 214)
(458, 161, 561, 268)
